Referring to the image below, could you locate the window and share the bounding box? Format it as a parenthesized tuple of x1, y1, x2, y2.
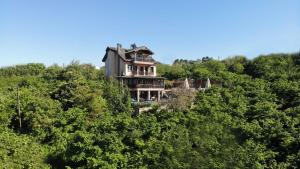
(128, 65, 133, 72)
(150, 67, 154, 72)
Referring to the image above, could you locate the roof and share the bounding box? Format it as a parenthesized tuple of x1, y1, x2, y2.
(102, 47, 127, 62)
(125, 46, 154, 55)
(102, 44, 154, 62)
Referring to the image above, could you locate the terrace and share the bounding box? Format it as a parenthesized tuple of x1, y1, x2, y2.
(122, 78, 165, 89)
(133, 55, 155, 62)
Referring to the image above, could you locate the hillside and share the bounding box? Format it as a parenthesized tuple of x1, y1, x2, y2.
(0, 53, 300, 168)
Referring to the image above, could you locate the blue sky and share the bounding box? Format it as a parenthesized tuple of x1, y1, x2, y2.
(0, 0, 299, 67)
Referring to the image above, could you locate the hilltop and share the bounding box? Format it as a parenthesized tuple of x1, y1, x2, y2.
(0, 53, 300, 168)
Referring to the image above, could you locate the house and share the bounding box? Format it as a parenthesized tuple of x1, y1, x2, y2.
(102, 43, 165, 102)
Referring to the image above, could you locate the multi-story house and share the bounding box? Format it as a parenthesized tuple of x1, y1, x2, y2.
(102, 43, 165, 102)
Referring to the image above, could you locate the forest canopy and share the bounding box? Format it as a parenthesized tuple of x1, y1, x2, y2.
(0, 53, 300, 168)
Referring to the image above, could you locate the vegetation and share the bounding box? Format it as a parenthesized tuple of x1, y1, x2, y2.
(0, 53, 299, 168)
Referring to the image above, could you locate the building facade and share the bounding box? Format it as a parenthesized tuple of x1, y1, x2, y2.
(102, 43, 165, 102)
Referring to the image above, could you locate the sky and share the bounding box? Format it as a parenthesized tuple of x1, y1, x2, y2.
(0, 0, 299, 67)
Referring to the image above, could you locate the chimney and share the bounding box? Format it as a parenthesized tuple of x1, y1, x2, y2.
(131, 43, 137, 49)
(117, 43, 122, 54)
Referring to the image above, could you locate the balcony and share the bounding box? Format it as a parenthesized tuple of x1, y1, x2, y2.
(136, 84, 164, 88)
(132, 71, 155, 76)
(134, 56, 155, 63)
(124, 78, 165, 89)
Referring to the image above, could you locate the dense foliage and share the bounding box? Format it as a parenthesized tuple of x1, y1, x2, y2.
(0, 53, 299, 168)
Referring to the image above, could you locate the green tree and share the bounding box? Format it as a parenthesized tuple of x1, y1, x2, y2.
(102, 79, 132, 114)
(0, 130, 49, 168)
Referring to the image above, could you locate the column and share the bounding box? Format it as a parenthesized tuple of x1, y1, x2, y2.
(147, 90, 151, 101)
(143, 66, 146, 76)
(137, 90, 140, 102)
(137, 66, 139, 75)
(125, 64, 128, 76)
(158, 91, 160, 102)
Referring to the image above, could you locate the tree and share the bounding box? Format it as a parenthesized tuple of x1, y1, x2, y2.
(166, 88, 196, 112)
(0, 53, 299, 168)
(0, 130, 49, 168)
(224, 55, 248, 74)
(102, 79, 132, 114)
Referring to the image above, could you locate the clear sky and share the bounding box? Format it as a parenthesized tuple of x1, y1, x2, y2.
(0, 0, 299, 67)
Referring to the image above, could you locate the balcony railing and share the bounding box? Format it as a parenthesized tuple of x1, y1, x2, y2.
(134, 56, 155, 62)
(146, 72, 154, 76)
(125, 79, 164, 89)
(136, 84, 164, 88)
(132, 71, 154, 76)
(138, 71, 144, 75)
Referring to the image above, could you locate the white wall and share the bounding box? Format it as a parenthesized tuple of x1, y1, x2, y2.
(153, 66, 156, 76)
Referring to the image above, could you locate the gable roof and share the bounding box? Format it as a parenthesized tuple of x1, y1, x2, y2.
(102, 47, 127, 62)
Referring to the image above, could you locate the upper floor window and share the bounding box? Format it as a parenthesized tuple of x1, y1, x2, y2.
(150, 67, 154, 72)
(128, 65, 133, 72)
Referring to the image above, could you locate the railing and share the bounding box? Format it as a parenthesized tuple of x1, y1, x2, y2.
(134, 56, 155, 62)
(136, 84, 164, 88)
(126, 82, 165, 88)
(146, 72, 154, 76)
(132, 71, 155, 76)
